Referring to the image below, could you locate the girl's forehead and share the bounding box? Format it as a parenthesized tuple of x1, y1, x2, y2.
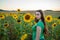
(36, 12, 40, 14)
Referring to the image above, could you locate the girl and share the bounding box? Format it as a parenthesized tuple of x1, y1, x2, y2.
(32, 10, 48, 40)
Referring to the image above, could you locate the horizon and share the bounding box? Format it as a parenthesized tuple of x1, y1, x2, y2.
(0, 9, 60, 11)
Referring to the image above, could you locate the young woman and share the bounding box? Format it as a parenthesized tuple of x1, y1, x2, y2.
(32, 10, 48, 40)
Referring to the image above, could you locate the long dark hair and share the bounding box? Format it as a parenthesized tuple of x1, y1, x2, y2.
(35, 10, 48, 34)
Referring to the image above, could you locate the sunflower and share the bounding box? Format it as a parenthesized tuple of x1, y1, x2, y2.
(0, 15, 5, 19)
(31, 15, 35, 20)
(0, 12, 4, 15)
(21, 34, 27, 40)
(12, 14, 18, 20)
(30, 22, 33, 26)
(9, 13, 13, 16)
(52, 23, 57, 28)
(34, 22, 36, 24)
(58, 16, 60, 19)
(5, 13, 9, 16)
(16, 19, 21, 24)
(45, 15, 52, 22)
(24, 13, 32, 22)
(4, 23, 9, 28)
(17, 9, 20, 12)
(59, 22, 60, 24)
(53, 18, 58, 20)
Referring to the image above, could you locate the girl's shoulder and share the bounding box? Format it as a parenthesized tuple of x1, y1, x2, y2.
(37, 20, 43, 25)
(37, 20, 44, 29)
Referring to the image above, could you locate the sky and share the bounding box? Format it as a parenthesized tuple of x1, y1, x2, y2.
(0, 0, 60, 11)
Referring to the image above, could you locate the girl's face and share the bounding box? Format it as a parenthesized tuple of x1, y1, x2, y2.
(35, 12, 41, 20)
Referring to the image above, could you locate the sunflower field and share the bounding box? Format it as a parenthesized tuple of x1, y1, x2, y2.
(0, 10, 60, 40)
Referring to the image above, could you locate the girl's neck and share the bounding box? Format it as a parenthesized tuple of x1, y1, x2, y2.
(39, 19, 41, 21)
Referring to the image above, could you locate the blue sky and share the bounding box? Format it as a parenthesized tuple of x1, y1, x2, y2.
(0, 0, 60, 10)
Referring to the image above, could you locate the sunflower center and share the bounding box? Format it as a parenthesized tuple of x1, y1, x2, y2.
(14, 16, 16, 17)
(47, 17, 50, 20)
(17, 9, 20, 12)
(0, 16, 2, 17)
(54, 24, 56, 26)
(25, 15, 30, 20)
(17, 20, 20, 22)
(58, 16, 60, 19)
(4, 24, 8, 26)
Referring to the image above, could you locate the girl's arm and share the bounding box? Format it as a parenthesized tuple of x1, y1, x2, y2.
(36, 26, 41, 40)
